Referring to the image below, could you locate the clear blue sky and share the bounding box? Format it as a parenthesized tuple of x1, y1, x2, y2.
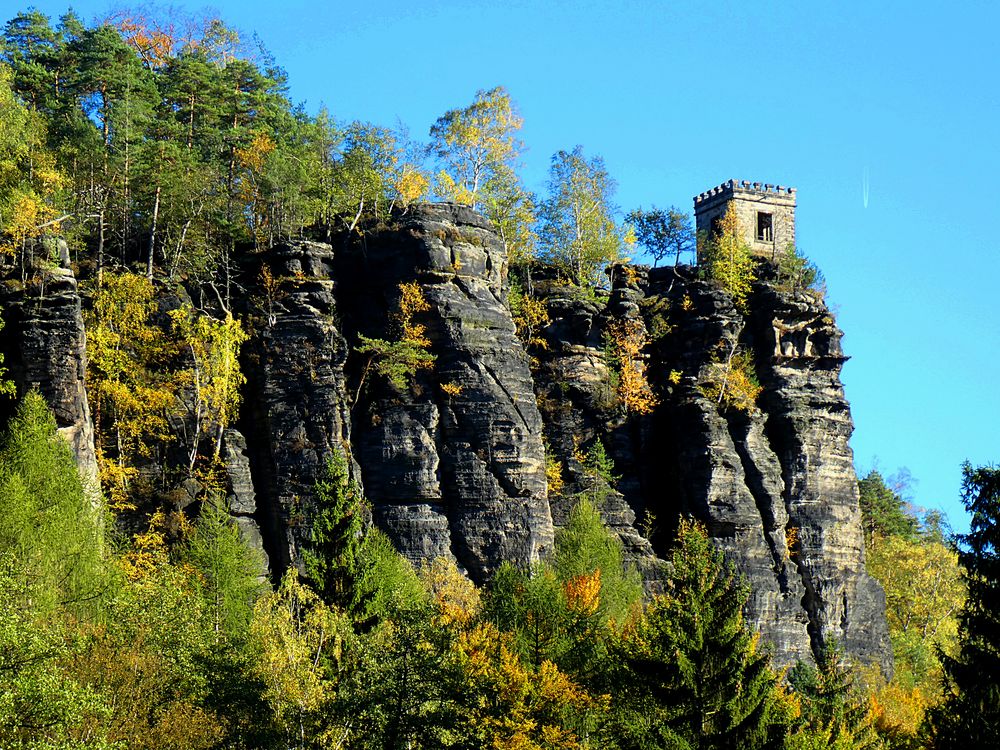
(22, 0, 1000, 532)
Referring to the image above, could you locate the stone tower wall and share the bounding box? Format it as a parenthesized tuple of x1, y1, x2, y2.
(695, 180, 796, 262)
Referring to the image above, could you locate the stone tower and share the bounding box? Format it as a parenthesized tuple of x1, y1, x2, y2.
(694, 180, 796, 263)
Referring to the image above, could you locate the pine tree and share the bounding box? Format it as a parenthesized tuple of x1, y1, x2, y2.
(787, 644, 883, 749)
(610, 519, 784, 749)
(303, 451, 364, 610)
(857, 469, 919, 550)
(927, 463, 1000, 747)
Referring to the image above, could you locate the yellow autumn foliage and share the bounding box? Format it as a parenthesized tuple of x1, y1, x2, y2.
(701, 346, 762, 413)
(396, 281, 433, 347)
(454, 621, 606, 749)
(702, 203, 756, 312)
(605, 317, 658, 414)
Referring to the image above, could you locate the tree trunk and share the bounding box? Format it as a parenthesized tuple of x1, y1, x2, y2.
(148, 185, 161, 280)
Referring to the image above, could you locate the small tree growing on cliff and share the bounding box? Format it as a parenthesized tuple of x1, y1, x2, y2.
(355, 282, 436, 398)
(169, 305, 250, 470)
(701, 203, 756, 311)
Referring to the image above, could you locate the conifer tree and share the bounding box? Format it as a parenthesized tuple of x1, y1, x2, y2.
(303, 450, 364, 610)
(927, 463, 1000, 747)
(610, 519, 783, 749)
(787, 644, 883, 749)
(0, 392, 107, 618)
(857, 469, 920, 550)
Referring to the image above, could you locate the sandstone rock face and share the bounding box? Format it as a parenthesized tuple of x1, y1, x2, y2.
(221, 428, 269, 572)
(531, 262, 890, 672)
(337, 204, 553, 581)
(241, 241, 355, 575)
(0, 262, 98, 487)
(747, 278, 891, 670)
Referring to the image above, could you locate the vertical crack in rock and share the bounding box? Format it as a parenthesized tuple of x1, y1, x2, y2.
(241, 240, 356, 580)
(727, 415, 793, 594)
(337, 204, 553, 581)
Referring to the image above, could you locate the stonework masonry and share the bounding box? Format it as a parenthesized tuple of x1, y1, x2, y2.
(695, 180, 796, 262)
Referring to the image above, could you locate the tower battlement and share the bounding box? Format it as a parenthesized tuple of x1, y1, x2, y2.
(694, 179, 797, 262)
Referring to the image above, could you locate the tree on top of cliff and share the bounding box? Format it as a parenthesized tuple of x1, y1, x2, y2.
(0, 63, 65, 256)
(430, 87, 537, 263)
(927, 463, 1000, 748)
(431, 86, 522, 207)
(627, 205, 695, 267)
(538, 146, 625, 287)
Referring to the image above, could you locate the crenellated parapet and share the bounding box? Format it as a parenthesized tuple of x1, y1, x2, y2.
(695, 179, 797, 204)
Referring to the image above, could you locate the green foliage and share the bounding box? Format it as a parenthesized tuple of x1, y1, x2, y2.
(776, 244, 824, 293)
(0, 61, 65, 256)
(0, 392, 107, 618)
(304, 451, 365, 610)
(355, 281, 436, 396)
(607, 519, 785, 750)
(352, 528, 428, 626)
(430, 85, 522, 208)
(355, 334, 436, 392)
(859, 469, 963, 747)
(583, 438, 619, 485)
(858, 470, 920, 549)
(553, 497, 643, 626)
(927, 463, 1000, 748)
(701, 203, 756, 311)
(0, 559, 108, 746)
(483, 494, 642, 682)
(179, 494, 266, 641)
(627, 205, 695, 266)
(250, 568, 352, 749)
(788, 645, 883, 749)
(869, 533, 964, 683)
(538, 145, 625, 287)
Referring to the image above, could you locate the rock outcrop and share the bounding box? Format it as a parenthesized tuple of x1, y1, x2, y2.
(0, 258, 98, 487)
(336, 203, 554, 581)
(530, 262, 890, 672)
(0, 206, 891, 674)
(241, 241, 355, 575)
